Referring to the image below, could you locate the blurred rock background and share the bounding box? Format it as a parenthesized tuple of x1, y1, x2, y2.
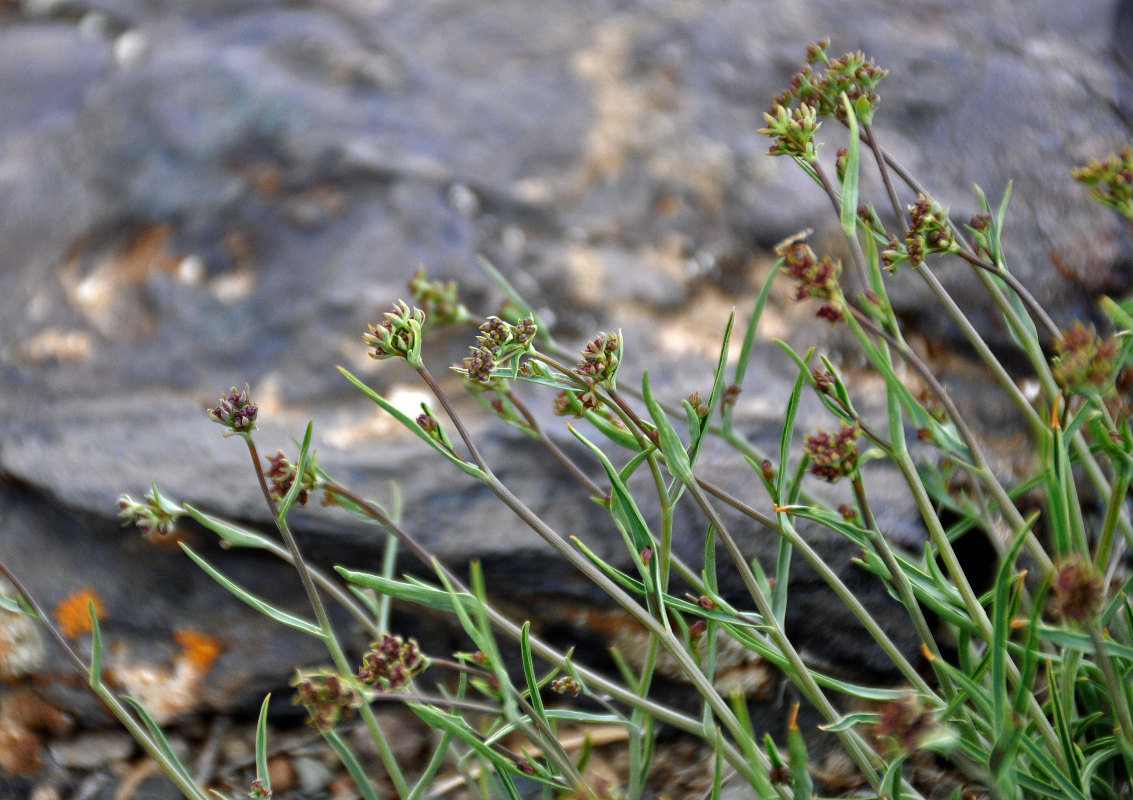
(0, 0, 1130, 794)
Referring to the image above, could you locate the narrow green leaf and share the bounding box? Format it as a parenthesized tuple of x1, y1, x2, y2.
(691, 312, 733, 465)
(184, 505, 274, 550)
(726, 267, 778, 432)
(642, 372, 693, 484)
(839, 93, 861, 238)
(879, 754, 907, 800)
(785, 704, 814, 800)
(568, 427, 654, 554)
(324, 726, 381, 800)
(337, 367, 486, 480)
(337, 568, 477, 614)
(277, 421, 314, 520)
(180, 543, 322, 638)
(88, 601, 104, 689)
(122, 696, 201, 790)
(519, 622, 548, 725)
(819, 711, 881, 732)
(255, 694, 272, 795)
(0, 595, 23, 615)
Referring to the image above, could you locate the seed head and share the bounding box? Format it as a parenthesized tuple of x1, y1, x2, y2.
(1048, 554, 1104, 624)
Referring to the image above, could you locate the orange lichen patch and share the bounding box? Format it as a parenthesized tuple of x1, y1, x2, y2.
(173, 629, 223, 673)
(52, 589, 104, 639)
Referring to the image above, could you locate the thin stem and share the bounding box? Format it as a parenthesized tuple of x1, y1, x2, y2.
(696, 479, 937, 699)
(245, 437, 410, 799)
(861, 123, 905, 226)
(851, 476, 946, 671)
(0, 561, 213, 800)
(413, 366, 776, 791)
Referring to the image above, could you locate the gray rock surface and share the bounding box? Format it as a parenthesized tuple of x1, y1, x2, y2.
(0, 0, 1129, 780)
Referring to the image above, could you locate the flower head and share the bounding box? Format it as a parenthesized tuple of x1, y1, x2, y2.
(805, 424, 860, 482)
(1051, 321, 1120, 397)
(357, 633, 428, 691)
(364, 302, 426, 366)
(208, 385, 258, 435)
(408, 268, 472, 328)
(1073, 144, 1133, 219)
(291, 669, 358, 730)
(117, 486, 184, 540)
(575, 331, 622, 389)
(1048, 554, 1104, 624)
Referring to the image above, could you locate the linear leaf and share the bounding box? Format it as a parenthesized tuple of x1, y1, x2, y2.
(180, 543, 322, 638)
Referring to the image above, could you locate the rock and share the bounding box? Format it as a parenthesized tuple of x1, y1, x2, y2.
(47, 732, 133, 770)
(0, 0, 1127, 755)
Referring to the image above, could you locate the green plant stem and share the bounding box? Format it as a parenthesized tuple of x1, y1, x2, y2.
(696, 479, 937, 697)
(0, 560, 213, 800)
(1087, 623, 1133, 770)
(860, 123, 905, 225)
(876, 149, 1061, 341)
(851, 476, 947, 670)
(847, 305, 1053, 576)
(244, 437, 411, 799)
(681, 480, 916, 795)
(413, 364, 779, 792)
(1096, 473, 1131, 573)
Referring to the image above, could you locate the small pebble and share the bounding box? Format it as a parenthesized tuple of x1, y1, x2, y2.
(293, 755, 334, 794)
(48, 731, 133, 770)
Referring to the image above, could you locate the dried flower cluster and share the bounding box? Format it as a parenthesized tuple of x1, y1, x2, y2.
(291, 669, 358, 731)
(883, 195, 957, 270)
(805, 424, 860, 482)
(1048, 554, 1105, 625)
(356, 634, 427, 691)
(1051, 321, 1120, 397)
(777, 238, 843, 322)
(265, 449, 320, 506)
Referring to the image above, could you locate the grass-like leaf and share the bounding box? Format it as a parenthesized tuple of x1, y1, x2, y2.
(180, 543, 323, 638)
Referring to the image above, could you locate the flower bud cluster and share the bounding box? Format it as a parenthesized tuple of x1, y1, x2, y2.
(1073, 144, 1133, 219)
(871, 693, 951, 757)
(550, 676, 581, 696)
(769, 39, 886, 125)
(364, 302, 426, 365)
(357, 633, 427, 691)
(462, 315, 537, 385)
(758, 103, 821, 162)
(408, 267, 472, 328)
(776, 239, 843, 322)
(265, 449, 320, 506)
(883, 195, 957, 270)
(575, 332, 621, 388)
(1051, 321, 1120, 397)
(208, 386, 258, 435)
(291, 669, 358, 730)
(117, 487, 184, 539)
(805, 424, 860, 482)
